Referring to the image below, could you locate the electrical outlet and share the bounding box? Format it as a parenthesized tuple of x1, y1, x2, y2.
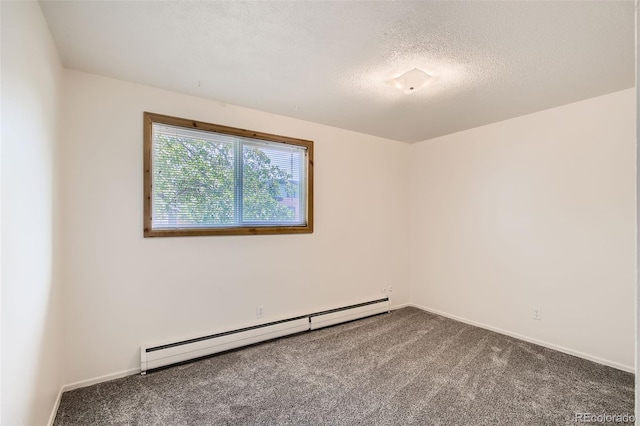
(533, 307, 542, 321)
(388, 286, 393, 293)
(256, 305, 264, 319)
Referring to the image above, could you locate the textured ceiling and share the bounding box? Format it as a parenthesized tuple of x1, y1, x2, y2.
(39, 1, 635, 143)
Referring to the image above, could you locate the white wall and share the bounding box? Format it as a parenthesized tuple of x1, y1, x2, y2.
(410, 88, 636, 370)
(1, 2, 65, 425)
(60, 70, 410, 384)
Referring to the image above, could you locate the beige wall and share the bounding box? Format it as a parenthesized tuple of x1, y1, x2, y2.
(410, 88, 636, 370)
(1, 2, 65, 425)
(60, 70, 411, 384)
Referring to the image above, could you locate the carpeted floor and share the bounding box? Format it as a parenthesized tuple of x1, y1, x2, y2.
(54, 307, 634, 425)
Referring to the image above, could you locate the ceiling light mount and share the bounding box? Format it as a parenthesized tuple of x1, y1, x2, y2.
(390, 68, 432, 94)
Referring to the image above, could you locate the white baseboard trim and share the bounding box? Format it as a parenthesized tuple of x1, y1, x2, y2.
(390, 302, 412, 311)
(47, 387, 64, 426)
(408, 303, 635, 374)
(48, 367, 140, 425)
(63, 367, 140, 392)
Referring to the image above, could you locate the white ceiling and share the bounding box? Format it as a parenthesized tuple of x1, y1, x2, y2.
(40, 1, 635, 143)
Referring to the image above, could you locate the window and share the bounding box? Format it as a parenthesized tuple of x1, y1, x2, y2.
(144, 112, 313, 237)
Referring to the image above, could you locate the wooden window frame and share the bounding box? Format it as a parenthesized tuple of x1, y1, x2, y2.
(144, 112, 314, 237)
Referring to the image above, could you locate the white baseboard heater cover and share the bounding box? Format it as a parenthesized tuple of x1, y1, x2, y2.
(141, 297, 389, 374)
(309, 299, 390, 330)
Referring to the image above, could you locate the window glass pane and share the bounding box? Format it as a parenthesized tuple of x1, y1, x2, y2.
(152, 123, 236, 229)
(242, 140, 306, 225)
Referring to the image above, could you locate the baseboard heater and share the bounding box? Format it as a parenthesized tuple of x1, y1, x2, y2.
(140, 297, 389, 374)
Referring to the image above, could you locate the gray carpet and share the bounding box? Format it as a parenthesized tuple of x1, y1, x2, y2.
(54, 307, 634, 425)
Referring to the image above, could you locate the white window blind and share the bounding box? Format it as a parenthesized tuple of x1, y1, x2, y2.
(151, 123, 307, 230)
